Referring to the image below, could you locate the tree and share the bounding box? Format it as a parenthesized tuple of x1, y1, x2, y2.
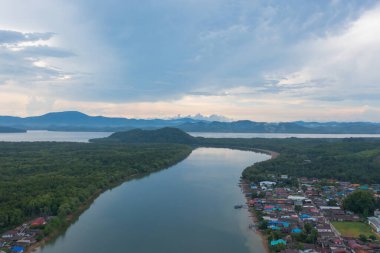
(359, 234, 368, 242)
(343, 190, 376, 217)
(295, 205, 302, 213)
(369, 234, 377, 241)
(258, 220, 268, 230)
(304, 223, 313, 234)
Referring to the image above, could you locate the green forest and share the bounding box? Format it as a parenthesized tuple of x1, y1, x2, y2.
(0, 142, 192, 232)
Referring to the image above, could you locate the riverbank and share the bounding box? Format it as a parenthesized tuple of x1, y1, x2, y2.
(25, 174, 144, 253)
(239, 148, 279, 253)
(241, 179, 271, 253)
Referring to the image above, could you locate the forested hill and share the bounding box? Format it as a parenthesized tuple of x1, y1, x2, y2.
(0, 126, 26, 133)
(91, 127, 197, 144)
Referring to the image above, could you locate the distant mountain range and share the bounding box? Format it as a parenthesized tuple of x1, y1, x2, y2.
(1, 111, 380, 134)
(0, 126, 26, 133)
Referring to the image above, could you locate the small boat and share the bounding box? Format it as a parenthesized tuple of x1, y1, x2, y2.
(234, 205, 243, 209)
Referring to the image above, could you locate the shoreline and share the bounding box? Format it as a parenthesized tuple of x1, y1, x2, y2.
(240, 148, 279, 253)
(241, 179, 270, 253)
(25, 174, 138, 253)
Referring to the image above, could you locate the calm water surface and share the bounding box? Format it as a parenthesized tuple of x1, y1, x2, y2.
(1, 131, 380, 143)
(0, 130, 112, 142)
(36, 148, 269, 253)
(188, 132, 380, 138)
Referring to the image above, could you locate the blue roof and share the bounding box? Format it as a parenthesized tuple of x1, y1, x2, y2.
(271, 239, 287, 246)
(11, 246, 25, 252)
(292, 228, 302, 233)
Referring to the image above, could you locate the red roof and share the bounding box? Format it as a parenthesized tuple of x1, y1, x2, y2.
(31, 217, 46, 226)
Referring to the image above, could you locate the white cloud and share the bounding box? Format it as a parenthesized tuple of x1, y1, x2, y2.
(268, 3, 380, 102)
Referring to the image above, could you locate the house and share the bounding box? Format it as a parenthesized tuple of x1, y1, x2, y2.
(271, 239, 287, 246)
(31, 217, 46, 227)
(2, 230, 17, 239)
(260, 181, 277, 188)
(250, 183, 258, 190)
(291, 228, 302, 233)
(319, 206, 341, 211)
(368, 216, 380, 233)
(287, 195, 306, 201)
(280, 175, 289, 179)
(10, 246, 24, 253)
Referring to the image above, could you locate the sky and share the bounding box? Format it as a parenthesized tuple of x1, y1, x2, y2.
(0, 0, 380, 121)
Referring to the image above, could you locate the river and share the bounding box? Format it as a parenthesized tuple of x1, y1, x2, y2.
(35, 148, 269, 253)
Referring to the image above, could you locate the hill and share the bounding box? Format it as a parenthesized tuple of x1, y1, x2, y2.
(0, 126, 26, 133)
(2, 111, 380, 133)
(0, 111, 201, 132)
(91, 127, 197, 144)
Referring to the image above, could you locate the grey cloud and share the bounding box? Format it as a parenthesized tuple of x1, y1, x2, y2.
(0, 29, 74, 85)
(0, 30, 54, 44)
(19, 46, 75, 58)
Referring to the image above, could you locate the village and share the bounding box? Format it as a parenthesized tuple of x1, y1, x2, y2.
(241, 175, 380, 253)
(0, 217, 51, 253)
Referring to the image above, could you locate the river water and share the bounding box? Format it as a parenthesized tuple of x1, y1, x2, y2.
(35, 148, 269, 253)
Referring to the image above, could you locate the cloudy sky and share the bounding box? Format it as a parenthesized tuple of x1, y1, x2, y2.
(0, 0, 380, 121)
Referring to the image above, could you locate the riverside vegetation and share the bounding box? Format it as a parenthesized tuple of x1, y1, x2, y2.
(0, 142, 192, 235)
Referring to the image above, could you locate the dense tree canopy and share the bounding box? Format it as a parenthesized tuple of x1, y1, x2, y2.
(343, 190, 376, 217)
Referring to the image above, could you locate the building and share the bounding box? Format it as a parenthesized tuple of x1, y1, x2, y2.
(287, 195, 306, 201)
(260, 181, 277, 188)
(31, 217, 46, 227)
(368, 216, 380, 233)
(10, 246, 24, 253)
